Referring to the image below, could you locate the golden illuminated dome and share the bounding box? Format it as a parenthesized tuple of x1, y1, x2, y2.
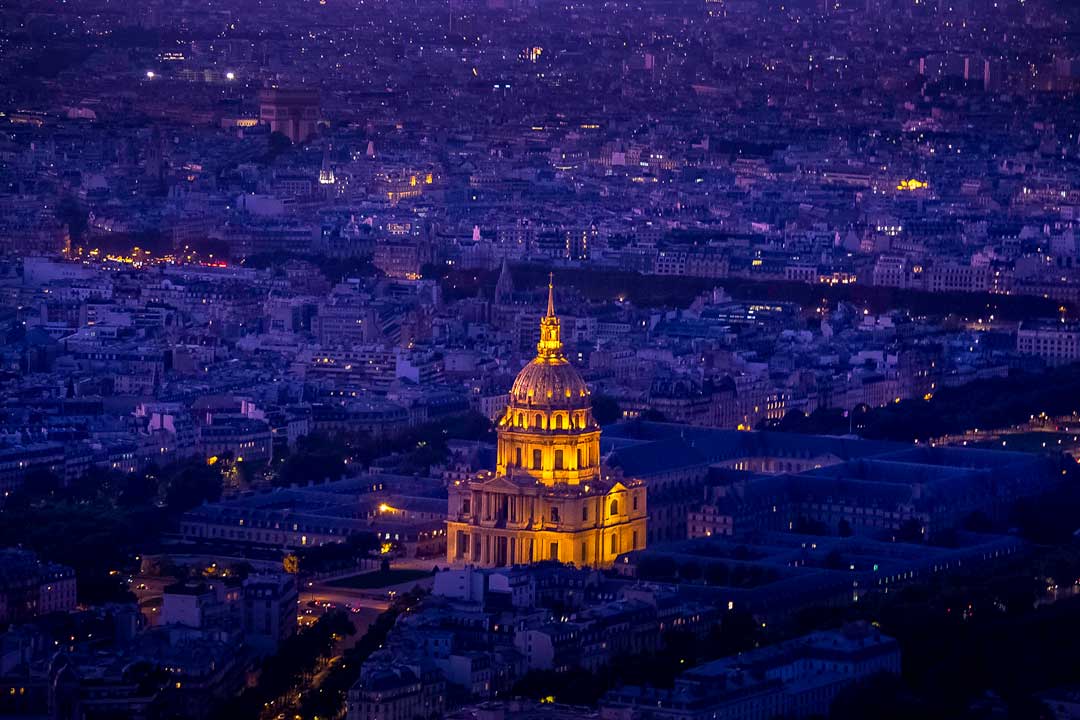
(507, 276, 590, 412)
(448, 276, 645, 569)
(496, 276, 599, 485)
(510, 360, 590, 409)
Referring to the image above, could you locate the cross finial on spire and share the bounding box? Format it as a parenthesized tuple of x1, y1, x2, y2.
(546, 273, 555, 318)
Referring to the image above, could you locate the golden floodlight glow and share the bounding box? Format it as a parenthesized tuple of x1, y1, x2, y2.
(897, 178, 928, 191)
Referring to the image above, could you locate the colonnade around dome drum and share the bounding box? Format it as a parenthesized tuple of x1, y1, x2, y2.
(494, 430, 601, 486)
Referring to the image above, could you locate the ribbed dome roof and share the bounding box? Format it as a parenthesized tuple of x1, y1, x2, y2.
(509, 358, 590, 410)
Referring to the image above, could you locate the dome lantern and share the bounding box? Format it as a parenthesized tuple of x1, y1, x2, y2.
(537, 273, 562, 361)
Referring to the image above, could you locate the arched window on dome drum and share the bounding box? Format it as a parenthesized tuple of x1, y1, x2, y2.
(560, 414, 568, 430)
(536, 413, 544, 430)
(532, 449, 542, 469)
(554, 449, 564, 470)
(610, 499, 618, 516)
(516, 413, 524, 428)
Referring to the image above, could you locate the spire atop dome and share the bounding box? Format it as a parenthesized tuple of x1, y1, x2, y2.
(537, 272, 562, 361)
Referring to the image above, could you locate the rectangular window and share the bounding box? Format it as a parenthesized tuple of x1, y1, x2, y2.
(549, 542, 559, 561)
(533, 449, 542, 469)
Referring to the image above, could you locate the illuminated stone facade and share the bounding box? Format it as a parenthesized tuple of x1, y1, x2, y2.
(447, 278, 646, 568)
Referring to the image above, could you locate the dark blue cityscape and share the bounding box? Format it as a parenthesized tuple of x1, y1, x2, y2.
(1, 1, 1080, 719)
